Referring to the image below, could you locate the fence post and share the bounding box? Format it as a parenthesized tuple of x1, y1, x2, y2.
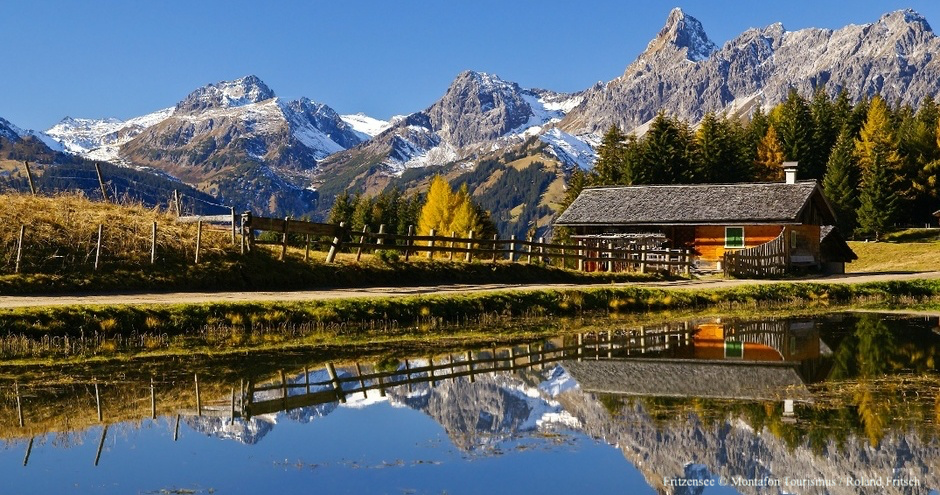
(377, 224, 385, 246)
(491, 234, 499, 262)
(326, 222, 345, 263)
(280, 217, 290, 261)
(95, 162, 109, 203)
(465, 231, 474, 262)
(538, 237, 545, 263)
(683, 249, 691, 276)
(527, 237, 533, 264)
(230, 207, 237, 246)
(577, 240, 584, 271)
(195, 221, 202, 264)
(426, 228, 436, 260)
(94, 224, 104, 270)
(23, 161, 37, 196)
(240, 212, 251, 254)
(509, 235, 516, 262)
(449, 231, 456, 261)
(639, 246, 647, 274)
(173, 190, 182, 217)
(607, 241, 614, 273)
(404, 225, 414, 261)
(356, 225, 368, 261)
(151, 221, 157, 265)
(14, 225, 25, 274)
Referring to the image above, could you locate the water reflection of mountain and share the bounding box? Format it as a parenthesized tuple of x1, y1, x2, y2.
(183, 415, 275, 445)
(558, 390, 940, 495)
(389, 365, 577, 452)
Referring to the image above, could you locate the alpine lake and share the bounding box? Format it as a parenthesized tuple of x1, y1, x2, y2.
(2, 311, 939, 494)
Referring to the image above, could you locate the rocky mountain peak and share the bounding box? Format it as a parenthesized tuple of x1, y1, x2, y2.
(646, 7, 717, 61)
(175, 75, 276, 113)
(880, 9, 932, 33)
(427, 70, 532, 148)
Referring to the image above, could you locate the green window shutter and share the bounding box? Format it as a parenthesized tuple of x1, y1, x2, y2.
(724, 340, 743, 358)
(725, 227, 744, 248)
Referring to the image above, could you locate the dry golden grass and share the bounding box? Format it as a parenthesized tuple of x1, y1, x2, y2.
(0, 192, 233, 273)
(848, 239, 940, 273)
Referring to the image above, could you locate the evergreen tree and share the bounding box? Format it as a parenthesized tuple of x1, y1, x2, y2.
(349, 192, 373, 232)
(328, 190, 354, 226)
(856, 153, 899, 239)
(847, 94, 870, 137)
(901, 98, 940, 219)
(776, 88, 817, 178)
(594, 125, 629, 184)
(810, 86, 838, 179)
(694, 112, 751, 182)
(831, 89, 853, 134)
(754, 125, 786, 181)
(822, 128, 859, 235)
(855, 95, 903, 238)
(638, 112, 695, 184)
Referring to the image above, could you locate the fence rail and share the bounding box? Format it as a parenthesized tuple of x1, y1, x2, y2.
(723, 229, 787, 278)
(240, 214, 693, 274)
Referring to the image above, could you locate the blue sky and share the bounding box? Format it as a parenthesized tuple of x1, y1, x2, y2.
(3, 0, 940, 131)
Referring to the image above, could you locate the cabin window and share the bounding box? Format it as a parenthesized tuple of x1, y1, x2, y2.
(724, 227, 744, 248)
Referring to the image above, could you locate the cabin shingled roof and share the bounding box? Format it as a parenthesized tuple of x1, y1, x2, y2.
(561, 359, 813, 401)
(555, 181, 829, 226)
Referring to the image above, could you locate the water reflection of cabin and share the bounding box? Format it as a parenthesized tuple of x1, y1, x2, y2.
(564, 318, 824, 402)
(555, 162, 856, 273)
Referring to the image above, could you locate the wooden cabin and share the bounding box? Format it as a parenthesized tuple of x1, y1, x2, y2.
(555, 163, 855, 273)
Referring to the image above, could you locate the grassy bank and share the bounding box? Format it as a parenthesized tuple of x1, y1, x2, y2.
(848, 228, 940, 273)
(1, 278, 938, 363)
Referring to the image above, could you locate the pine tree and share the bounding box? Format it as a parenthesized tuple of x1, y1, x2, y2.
(594, 125, 629, 184)
(350, 192, 373, 232)
(328, 190, 354, 226)
(418, 175, 454, 236)
(754, 125, 785, 181)
(856, 153, 899, 239)
(855, 96, 903, 239)
(776, 88, 816, 178)
(639, 112, 695, 184)
(822, 128, 859, 235)
(810, 86, 838, 179)
(694, 112, 751, 183)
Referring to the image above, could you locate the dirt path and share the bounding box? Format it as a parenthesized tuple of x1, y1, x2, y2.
(1, 271, 938, 309)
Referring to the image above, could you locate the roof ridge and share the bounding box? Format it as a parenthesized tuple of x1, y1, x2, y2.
(584, 180, 817, 190)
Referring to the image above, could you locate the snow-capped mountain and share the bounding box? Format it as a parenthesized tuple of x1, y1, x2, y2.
(45, 107, 174, 162)
(317, 70, 585, 178)
(561, 8, 940, 140)
(113, 75, 367, 215)
(0, 116, 64, 152)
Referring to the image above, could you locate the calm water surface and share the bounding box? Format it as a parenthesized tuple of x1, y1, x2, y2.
(1, 312, 939, 494)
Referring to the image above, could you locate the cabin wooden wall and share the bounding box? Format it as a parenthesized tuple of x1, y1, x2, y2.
(693, 225, 784, 261)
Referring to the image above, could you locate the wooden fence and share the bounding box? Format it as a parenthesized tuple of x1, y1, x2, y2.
(723, 230, 787, 278)
(240, 213, 693, 275)
(2, 210, 692, 275)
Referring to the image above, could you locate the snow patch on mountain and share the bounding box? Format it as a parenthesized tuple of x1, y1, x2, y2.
(539, 128, 597, 170)
(341, 113, 391, 139)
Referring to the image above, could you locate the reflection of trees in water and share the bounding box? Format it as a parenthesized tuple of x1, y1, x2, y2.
(824, 314, 940, 447)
